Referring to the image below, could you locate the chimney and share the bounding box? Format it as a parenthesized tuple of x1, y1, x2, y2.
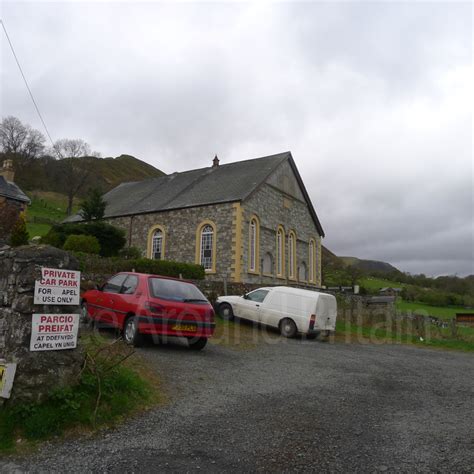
(212, 155, 220, 168)
(0, 159, 15, 182)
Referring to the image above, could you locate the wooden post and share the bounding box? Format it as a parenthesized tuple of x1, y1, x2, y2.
(451, 318, 457, 338)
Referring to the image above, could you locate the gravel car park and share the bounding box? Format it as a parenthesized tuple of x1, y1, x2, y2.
(3, 336, 473, 473)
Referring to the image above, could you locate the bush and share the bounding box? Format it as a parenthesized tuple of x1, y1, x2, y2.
(42, 222, 126, 257)
(63, 234, 100, 254)
(118, 246, 142, 260)
(74, 254, 205, 280)
(9, 212, 29, 247)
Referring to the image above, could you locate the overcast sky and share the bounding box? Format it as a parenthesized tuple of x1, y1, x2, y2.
(1, 1, 472, 277)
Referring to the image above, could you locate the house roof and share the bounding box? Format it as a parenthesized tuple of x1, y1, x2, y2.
(0, 176, 30, 204)
(65, 152, 324, 236)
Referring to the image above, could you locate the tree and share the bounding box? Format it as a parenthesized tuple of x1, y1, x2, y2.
(57, 158, 91, 215)
(52, 138, 94, 159)
(52, 138, 101, 215)
(79, 188, 106, 221)
(0, 116, 45, 158)
(0, 204, 21, 241)
(9, 212, 29, 246)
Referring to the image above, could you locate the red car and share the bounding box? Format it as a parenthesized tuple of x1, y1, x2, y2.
(81, 272, 215, 350)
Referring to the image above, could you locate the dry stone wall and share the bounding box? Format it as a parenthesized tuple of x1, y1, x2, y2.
(0, 245, 84, 404)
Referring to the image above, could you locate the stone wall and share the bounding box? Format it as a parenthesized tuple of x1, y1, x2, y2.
(241, 182, 322, 286)
(105, 203, 235, 281)
(0, 245, 84, 404)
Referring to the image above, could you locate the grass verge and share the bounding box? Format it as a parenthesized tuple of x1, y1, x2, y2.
(0, 333, 161, 454)
(334, 319, 474, 352)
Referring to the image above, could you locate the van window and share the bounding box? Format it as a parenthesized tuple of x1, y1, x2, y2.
(246, 289, 269, 303)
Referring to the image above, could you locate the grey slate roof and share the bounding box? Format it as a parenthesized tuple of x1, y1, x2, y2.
(65, 152, 325, 236)
(0, 176, 30, 204)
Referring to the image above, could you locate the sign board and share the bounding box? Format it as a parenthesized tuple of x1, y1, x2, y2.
(0, 361, 17, 399)
(30, 314, 80, 351)
(34, 267, 81, 305)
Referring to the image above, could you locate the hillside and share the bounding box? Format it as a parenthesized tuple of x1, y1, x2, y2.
(6, 153, 165, 197)
(339, 256, 400, 274)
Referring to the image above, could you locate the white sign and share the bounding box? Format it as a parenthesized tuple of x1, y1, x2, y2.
(34, 267, 81, 305)
(0, 361, 17, 399)
(30, 314, 80, 351)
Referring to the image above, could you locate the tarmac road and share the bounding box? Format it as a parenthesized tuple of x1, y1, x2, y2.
(2, 336, 474, 473)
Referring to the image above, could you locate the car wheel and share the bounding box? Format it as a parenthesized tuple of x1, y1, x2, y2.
(218, 303, 234, 321)
(188, 337, 208, 350)
(123, 316, 143, 347)
(280, 318, 297, 338)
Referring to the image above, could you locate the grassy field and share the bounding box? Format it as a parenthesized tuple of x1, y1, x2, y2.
(359, 277, 407, 291)
(396, 300, 468, 319)
(25, 191, 79, 237)
(334, 319, 474, 352)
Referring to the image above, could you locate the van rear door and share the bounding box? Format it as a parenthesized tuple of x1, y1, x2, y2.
(314, 294, 337, 331)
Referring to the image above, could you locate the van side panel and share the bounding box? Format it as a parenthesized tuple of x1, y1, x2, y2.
(262, 290, 317, 333)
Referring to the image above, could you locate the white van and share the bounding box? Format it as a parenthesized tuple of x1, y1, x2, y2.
(215, 286, 337, 339)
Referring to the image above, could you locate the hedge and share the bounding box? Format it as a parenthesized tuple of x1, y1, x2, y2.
(75, 254, 205, 280)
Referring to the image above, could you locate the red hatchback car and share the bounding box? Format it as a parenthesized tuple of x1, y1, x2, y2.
(81, 272, 215, 350)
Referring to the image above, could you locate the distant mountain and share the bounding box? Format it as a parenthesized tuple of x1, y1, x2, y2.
(339, 256, 400, 274)
(5, 153, 165, 197)
(322, 245, 345, 269)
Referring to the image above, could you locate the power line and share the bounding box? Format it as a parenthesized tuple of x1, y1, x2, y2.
(1, 19, 55, 148)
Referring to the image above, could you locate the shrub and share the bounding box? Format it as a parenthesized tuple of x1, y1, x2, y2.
(9, 212, 29, 246)
(118, 246, 142, 260)
(74, 254, 205, 280)
(42, 222, 126, 257)
(0, 205, 20, 239)
(63, 234, 100, 254)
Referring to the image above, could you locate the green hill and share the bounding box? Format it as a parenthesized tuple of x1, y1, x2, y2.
(6, 153, 165, 196)
(340, 256, 400, 274)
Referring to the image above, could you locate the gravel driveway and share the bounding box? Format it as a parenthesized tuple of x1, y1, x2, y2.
(2, 336, 473, 473)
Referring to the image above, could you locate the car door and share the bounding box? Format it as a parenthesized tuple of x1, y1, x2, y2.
(114, 274, 140, 329)
(239, 289, 269, 323)
(96, 273, 128, 326)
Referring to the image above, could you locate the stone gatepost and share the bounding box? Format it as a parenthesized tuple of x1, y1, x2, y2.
(0, 245, 85, 404)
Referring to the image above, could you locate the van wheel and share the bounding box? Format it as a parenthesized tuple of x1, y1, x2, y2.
(218, 303, 234, 321)
(188, 337, 208, 350)
(123, 316, 143, 347)
(280, 318, 297, 338)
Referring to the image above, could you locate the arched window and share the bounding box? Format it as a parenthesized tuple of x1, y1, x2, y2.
(276, 226, 285, 277)
(248, 215, 260, 273)
(309, 239, 316, 283)
(196, 221, 217, 272)
(263, 252, 273, 275)
(299, 262, 307, 282)
(147, 225, 166, 260)
(288, 230, 297, 279)
(152, 229, 163, 260)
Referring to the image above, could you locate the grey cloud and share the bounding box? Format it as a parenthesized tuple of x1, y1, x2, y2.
(1, 2, 472, 276)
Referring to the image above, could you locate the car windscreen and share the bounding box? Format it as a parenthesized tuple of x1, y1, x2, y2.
(148, 278, 208, 303)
